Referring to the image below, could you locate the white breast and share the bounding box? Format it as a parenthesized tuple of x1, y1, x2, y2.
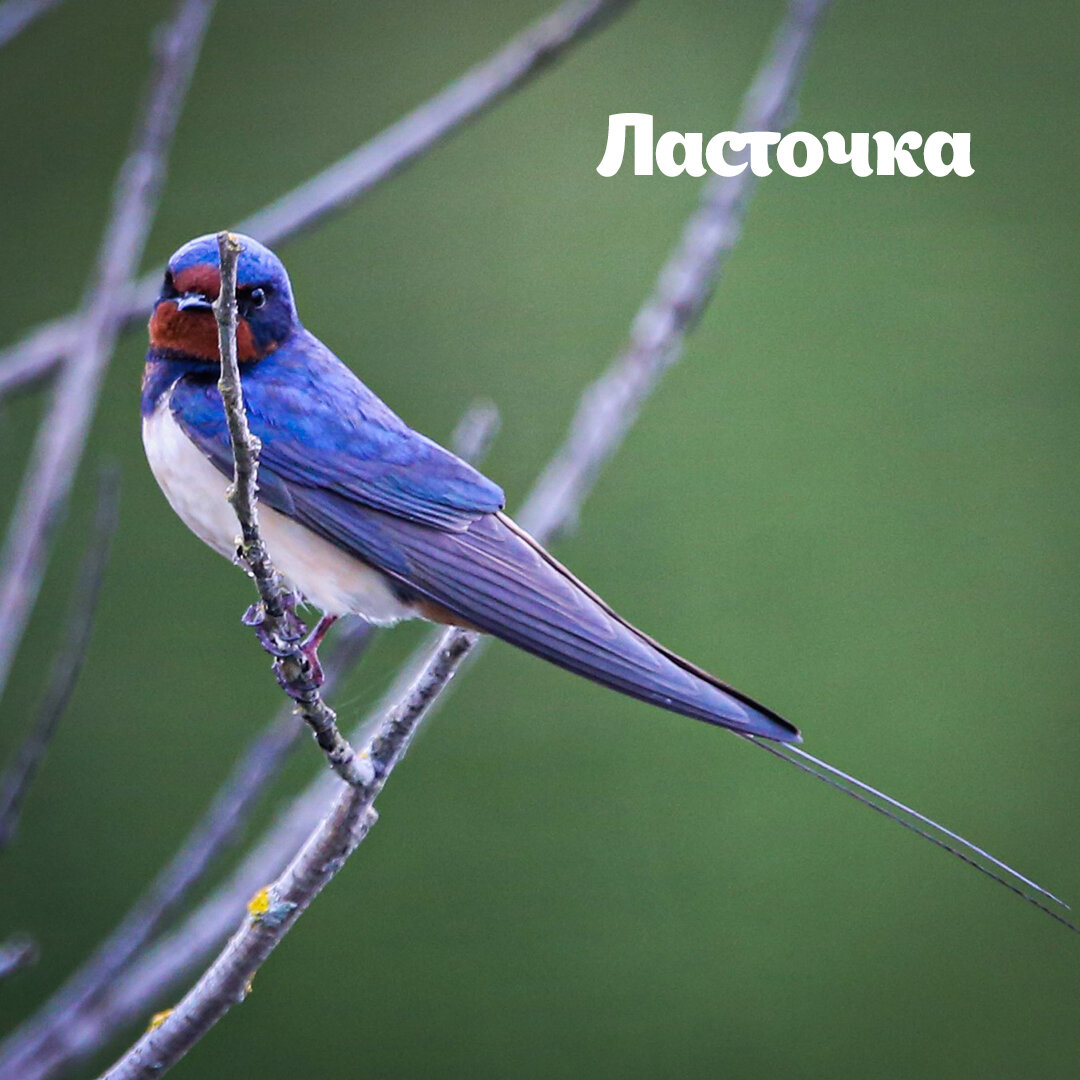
(142, 393, 415, 623)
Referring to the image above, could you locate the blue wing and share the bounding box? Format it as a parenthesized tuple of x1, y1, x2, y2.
(168, 334, 799, 743)
(169, 330, 505, 533)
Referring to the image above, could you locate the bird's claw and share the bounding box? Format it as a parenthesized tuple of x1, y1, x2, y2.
(272, 644, 325, 700)
(242, 598, 306, 657)
(272, 613, 336, 699)
(300, 639, 326, 687)
(243, 601, 335, 699)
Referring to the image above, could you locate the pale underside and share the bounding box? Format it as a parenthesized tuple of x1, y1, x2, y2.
(143, 393, 416, 623)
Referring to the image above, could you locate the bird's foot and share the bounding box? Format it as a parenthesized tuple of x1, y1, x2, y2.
(242, 594, 306, 658)
(242, 598, 337, 699)
(296, 614, 339, 689)
(257, 612, 338, 701)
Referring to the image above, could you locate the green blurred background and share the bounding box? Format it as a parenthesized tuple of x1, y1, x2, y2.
(2, 1, 1078, 1076)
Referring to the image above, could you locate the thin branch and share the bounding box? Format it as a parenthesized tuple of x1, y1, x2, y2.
(0, 0, 63, 50)
(213, 235, 276, 600)
(0, 0, 635, 402)
(0, 629, 365, 1080)
(0, 466, 120, 849)
(0, 935, 38, 981)
(214, 233, 370, 788)
(0, 405, 499, 1080)
(449, 399, 502, 463)
(96, 3, 831, 1074)
(0, 627, 375, 1080)
(100, 628, 477, 1080)
(0, 317, 77, 399)
(0, 0, 214, 707)
(34, 628, 457, 1080)
(231, 0, 634, 244)
(519, 0, 829, 539)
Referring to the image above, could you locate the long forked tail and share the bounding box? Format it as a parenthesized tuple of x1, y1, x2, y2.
(341, 508, 1071, 926)
(743, 736, 1076, 932)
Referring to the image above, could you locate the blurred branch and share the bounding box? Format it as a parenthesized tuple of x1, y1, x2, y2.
(0, 0, 215, 708)
(450, 399, 502, 464)
(0, 319, 72, 399)
(213, 233, 371, 789)
(0, 934, 38, 981)
(0, 404, 499, 1080)
(0, 0, 635, 402)
(34, 628, 453, 1080)
(96, 2, 831, 1073)
(0, 0, 63, 50)
(232, 0, 634, 243)
(0, 467, 120, 850)
(0, 626, 373, 1080)
(519, 0, 830, 539)
(100, 629, 477, 1080)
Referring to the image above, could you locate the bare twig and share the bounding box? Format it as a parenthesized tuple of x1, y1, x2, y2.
(212, 234, 284, 617)
(0, 317, 80, 399)
(0, 0, 214, 707)
(450, 399, 502, 463)
(28, 627, 458, 1080)
(0, 935, 38, 981)
(0, 624, 375, 1080)
(99, 628, 477, 1080)
(0, 0, 635, 401)
(0, 406, 499, 1080)
(214, 233, 370, 788)
(520, 0, 830, 539)
(0, 0, 63, 50)
(231, 0, 634, 244)
(0, 467, 120, 849)
(96, 4, 830, 1073)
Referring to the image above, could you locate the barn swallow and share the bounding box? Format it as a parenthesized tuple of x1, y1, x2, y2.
(141, 233, 1071, 928)
(142, 233, 798, 743)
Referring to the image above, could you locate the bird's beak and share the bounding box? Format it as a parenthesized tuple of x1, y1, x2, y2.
(176, 290, 213, 312)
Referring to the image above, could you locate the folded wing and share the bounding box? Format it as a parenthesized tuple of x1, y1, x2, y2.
(298, 492, 801, 741)
(169, 355, 799, 743)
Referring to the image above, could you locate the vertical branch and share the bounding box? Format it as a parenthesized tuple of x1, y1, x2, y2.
(99, 630, 477, 1080)
(0, 0, 215, 705)
(213, 234, 286, 618)
(212, 233, 371, 788)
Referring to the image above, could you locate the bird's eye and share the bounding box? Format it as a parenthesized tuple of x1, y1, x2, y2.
(250, 287, 267, 309)
(161, 270, 178, 299)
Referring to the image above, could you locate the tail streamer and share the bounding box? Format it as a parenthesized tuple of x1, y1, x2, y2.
(742, 736, 1076, 932)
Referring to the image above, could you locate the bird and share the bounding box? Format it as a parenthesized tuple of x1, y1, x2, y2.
(142, 232, 799, 744)
(142, 233, 1074, 929)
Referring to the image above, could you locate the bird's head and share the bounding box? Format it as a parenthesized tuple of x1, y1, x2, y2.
(149, 233, 298, 363)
